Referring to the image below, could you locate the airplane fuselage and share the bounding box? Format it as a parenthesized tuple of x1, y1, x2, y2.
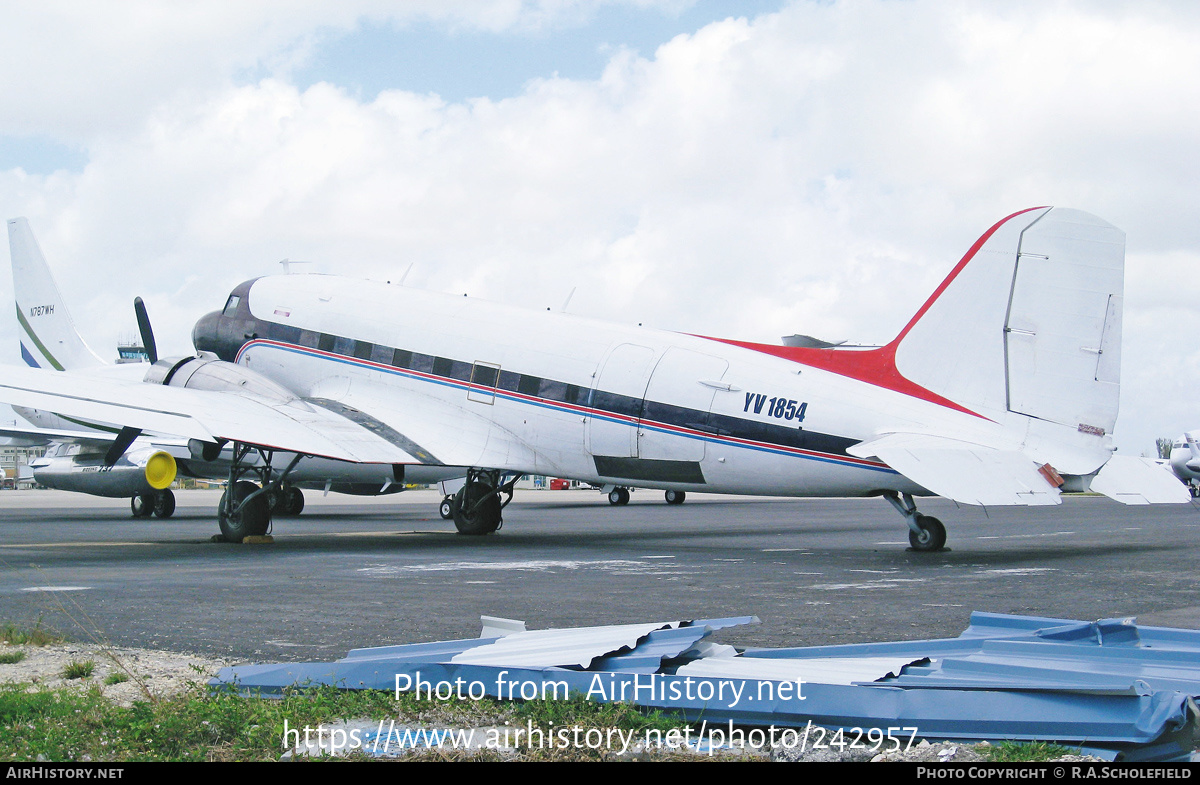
(190, 274, 1009, 498)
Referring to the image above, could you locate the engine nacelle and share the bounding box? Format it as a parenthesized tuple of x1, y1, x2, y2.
(31, 446, 177, 498)
(144, 353, 297, 403)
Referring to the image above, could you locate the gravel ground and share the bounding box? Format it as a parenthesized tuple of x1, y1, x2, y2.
(0, 641, 227, 706)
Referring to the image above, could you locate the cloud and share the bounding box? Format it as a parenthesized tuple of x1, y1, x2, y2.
(1, 0, 1197, 454)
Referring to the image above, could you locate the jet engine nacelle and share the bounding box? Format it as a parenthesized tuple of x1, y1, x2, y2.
(31, 445, 177, 498)
(143, 353, 297, 403)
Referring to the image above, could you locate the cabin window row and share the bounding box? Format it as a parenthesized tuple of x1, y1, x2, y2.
(260, 323, 588, 404)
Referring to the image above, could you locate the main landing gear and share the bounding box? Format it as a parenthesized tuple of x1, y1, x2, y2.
(883, 491, 947, 552)
(448, 468, 517, 535)
(131, 489, 176, 519)
(217, 443, 302, 543)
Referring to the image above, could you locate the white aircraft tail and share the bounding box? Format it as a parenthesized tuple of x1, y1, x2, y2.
(7, 218, 105, 370)
(891, 207, 1124, 474)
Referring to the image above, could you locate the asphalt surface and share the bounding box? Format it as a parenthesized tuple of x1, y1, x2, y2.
(0, 488, 1198, 662)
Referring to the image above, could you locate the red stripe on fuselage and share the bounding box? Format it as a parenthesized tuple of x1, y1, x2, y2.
(700, 207, 1049, 420)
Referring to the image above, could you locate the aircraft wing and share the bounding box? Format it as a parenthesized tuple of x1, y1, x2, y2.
(0, 423, 114, 448)
(847, 432, 1062, 506)
(312, 380, 542, 472)
(0, 365, 420, 464)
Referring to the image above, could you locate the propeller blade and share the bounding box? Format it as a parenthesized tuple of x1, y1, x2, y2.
(133, 297, 158, 364)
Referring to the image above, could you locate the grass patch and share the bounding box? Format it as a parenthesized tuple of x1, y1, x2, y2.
(0, 621, 61, 647)
(103, 673, 128, 686)
(981, 741, 1076, 762)
(0, 681, 711, 762)
(0, 651, 25, 665)
(61, 661, 94, 680)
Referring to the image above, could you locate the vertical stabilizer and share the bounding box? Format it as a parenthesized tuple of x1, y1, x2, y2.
(891, 207, 1124, 472)
(7, 218, 105, 370)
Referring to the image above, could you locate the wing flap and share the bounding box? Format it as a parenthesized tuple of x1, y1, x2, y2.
(847, 432, 1061, 506)
(0, 365, 417, 463)
(1089, 455, 1191, 505)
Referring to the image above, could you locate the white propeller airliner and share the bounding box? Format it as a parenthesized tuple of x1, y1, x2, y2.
(1, 207, 1187, 547)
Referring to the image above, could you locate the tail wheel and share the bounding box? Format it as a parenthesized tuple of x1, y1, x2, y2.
(218, 481, 270, 543)
(664, 490, 686, 505)
(908, 514, 946, 552)
(153, 489, 176, 519)
(452, 481, 502, 535)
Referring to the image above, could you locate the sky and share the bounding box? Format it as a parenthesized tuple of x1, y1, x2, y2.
(0, 0, 1197, 457)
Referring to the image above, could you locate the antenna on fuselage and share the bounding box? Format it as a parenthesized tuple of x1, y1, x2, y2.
(560, 287, 576, 313)
(279, 259, 313, 275)
(398, 262, 414, 286)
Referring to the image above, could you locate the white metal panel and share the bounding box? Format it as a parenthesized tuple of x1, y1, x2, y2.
(848, 432, 1060, 506)
(451, 622, 675, 668)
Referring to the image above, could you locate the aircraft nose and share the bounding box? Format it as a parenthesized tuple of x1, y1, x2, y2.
(192, 310, 222, 354)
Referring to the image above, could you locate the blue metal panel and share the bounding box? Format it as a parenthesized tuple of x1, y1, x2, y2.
(211, 612, 1200, 761)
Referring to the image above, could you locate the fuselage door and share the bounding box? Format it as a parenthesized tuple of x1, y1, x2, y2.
(586, 343, 655, 458)
(637, 347, 729, 462)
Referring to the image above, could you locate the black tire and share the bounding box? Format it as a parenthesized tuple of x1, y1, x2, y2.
(218, 480, 270, 543)
(908, 514, 946, 552)
(130, 492, 153, 518)
(439, 496, 454, 520)
(452, 481, 501, 535)
(153, 489, 176, 519)
(664, 490, 686, 505)
(287, 487, 304, 515)
(607, 487, 630, 505)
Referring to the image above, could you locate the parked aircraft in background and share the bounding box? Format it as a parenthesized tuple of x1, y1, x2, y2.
(1168, 432, 1200, 497)
(6, 218, 462, 521)
(0, 207, 1188, 548)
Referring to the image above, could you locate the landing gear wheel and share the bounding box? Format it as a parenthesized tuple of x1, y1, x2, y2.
(608, 487, 630, 506)
(664, 490, 686, 505)
(453, 481, 502, 535)
(218, 480, 270, 543)
(274, 487, 304, 516)
(287, 487, 304, 515)
(908, 514, 946, 552)
(439, 496, 454, 520)
(153, 489, 176, 519)
(1191, 485, 1200, 499)
(130, 492, 154, 518)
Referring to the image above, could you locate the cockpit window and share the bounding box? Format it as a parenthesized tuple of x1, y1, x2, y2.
(222, 295, 241, 317)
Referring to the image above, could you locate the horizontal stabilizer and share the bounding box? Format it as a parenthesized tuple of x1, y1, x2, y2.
(1090, 455, 1191, 505)
(847, 433, 1061, 506)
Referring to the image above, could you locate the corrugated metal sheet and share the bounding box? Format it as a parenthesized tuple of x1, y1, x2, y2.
(212, 612, 1200, 761)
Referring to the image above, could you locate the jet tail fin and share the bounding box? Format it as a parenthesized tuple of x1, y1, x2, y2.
(7, 218, 105, 370)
